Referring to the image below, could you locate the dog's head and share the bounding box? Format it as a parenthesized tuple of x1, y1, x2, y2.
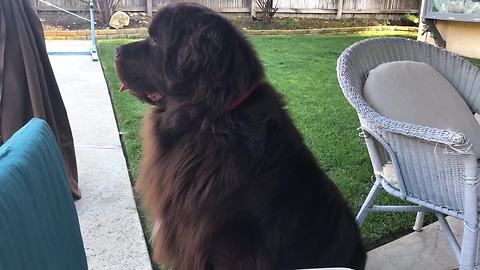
(115, 3, 264, 114)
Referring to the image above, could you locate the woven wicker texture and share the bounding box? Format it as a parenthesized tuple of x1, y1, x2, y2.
(337, 37, 480, 269)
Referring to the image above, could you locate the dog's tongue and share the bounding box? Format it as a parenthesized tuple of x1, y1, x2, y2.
(119, 84, 128, 92)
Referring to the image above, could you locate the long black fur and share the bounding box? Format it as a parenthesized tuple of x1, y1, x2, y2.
(115, 3, 366, 270)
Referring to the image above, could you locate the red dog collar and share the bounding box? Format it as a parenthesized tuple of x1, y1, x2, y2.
(228, 82, 260, 111)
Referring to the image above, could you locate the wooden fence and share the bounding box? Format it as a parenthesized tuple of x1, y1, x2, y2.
(33, 0, 420, 18)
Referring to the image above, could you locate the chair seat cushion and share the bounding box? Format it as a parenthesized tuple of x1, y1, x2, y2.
(363, 60, 480, 158)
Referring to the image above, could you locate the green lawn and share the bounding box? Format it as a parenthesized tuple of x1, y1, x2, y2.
(97, 33, 478, 261)
(471, 58, 480, 67)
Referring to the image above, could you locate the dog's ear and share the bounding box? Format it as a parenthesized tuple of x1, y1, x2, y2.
(176, 23, 229, 104)
(158, 8, 264, 114)
(170, 20, 259, 113)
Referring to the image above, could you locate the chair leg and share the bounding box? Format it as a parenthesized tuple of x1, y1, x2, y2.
(460, 155, 478, 270)
(356, 177, 382, 226)
(460, 223, 478, 270)
(436, 213, 461, 262)
(413, 212, 425, 232)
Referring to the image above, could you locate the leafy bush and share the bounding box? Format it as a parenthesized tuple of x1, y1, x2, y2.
(281, 17, 299, 29)
(403, 14, 419, 25)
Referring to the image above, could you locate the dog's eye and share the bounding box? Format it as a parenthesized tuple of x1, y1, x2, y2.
(149, 37, 159, 46)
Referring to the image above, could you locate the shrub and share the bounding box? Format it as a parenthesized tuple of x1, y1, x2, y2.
(403, 14, 419, 25)
(282, 17, 299, 29)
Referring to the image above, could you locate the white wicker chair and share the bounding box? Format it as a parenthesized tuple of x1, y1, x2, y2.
(337, 37, 480, 270)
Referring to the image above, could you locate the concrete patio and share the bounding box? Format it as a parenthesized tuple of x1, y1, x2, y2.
(47, 40, 152, 270)
(367, 217, 462, 269)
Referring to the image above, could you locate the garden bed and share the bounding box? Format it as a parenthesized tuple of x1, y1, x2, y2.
(43, 25, 418, 40)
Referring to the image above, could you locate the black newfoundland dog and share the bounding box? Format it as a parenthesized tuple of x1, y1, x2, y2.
(115, 3, 366, 270)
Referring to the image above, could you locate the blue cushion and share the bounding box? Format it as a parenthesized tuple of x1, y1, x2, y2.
(0, 118, 87, 270)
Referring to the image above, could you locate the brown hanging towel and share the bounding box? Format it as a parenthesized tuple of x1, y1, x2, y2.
(0, 0, 81, 200)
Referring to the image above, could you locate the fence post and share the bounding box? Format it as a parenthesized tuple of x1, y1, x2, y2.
(250, 0, 256, 18)
(336, 0, 344, 19)
(147, 0, 153, 17)
(31, 0, 38, 14)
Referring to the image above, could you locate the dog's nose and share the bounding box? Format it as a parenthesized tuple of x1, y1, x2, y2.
(115, 47, 121, 58)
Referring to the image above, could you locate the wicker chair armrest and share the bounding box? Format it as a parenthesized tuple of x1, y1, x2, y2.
(359, 110, 469, 147)
(364, 124, 476, 213)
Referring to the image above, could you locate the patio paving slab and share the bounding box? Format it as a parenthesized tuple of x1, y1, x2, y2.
(367, 217, 463, 270)
(48, 40, 152, 270)
(46, 40, 94, 53)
